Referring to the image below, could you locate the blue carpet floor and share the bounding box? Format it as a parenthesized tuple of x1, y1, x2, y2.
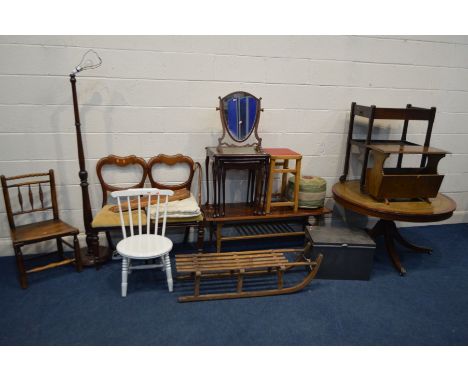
(0, 223, 467, 345)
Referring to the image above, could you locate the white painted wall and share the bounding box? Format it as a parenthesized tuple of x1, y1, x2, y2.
(1, 35, 467, 256)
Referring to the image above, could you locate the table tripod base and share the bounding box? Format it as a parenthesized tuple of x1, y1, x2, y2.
(368, 219, 432, 276)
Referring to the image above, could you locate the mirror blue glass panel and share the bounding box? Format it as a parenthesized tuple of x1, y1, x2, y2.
(223, 93, 258, 142)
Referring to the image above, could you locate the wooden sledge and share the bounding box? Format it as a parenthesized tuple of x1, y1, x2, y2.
(175, 248, 323, 302)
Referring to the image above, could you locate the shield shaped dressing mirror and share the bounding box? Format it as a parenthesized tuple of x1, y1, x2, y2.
(217, 91, 263, 150)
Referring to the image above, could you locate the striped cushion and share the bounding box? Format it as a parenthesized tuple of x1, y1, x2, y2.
(287, 176, 326, 209)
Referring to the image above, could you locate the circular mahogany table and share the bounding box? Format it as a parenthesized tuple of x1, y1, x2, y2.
(333, 180, 456, 275)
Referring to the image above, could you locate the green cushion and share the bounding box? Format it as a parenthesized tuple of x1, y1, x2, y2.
(287, 176, 326, 209)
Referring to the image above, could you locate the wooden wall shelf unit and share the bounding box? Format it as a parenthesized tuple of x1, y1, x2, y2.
(340, 103, 440, 195)
(203, 203, 330, 252)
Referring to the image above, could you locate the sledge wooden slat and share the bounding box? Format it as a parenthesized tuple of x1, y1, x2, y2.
(176, 251, 285, 260)
(176, 248, 301, 258)
(177, 259, 290, 273)
(175, 252, 285, 263)
(176, 251, 287, 264)
(176, 258, 289, 269)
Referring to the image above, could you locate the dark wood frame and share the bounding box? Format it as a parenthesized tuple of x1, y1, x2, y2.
(95, 154, 148, 252)
(69, 73, 108, 266)
(340, 102, 437, 192)
(205, 147, 270, 217)
(217, 91, 263, 150)
(96, 155, 148, 205)
(147, 154, 204, 252)
(1, 170, 82, 288)
(365, 144, 448, 202)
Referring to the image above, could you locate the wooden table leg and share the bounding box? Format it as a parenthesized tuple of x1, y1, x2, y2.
(382, 223, 407, 276)
(369, 219, 432, 276)
(263, 158, 270, 215)
(293, 157, 301, 213)
(266, 158, 276, 214)
(222, 166, 227, 217)
(392, 227, 432, 254)
(213, 159, 219, 217)
(205, 155, 210, 207)
(216, 222, 223, 253)
(197, 221, 205, 253)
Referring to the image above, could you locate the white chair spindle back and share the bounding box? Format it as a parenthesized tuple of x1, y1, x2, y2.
(127, 196, 134, 236)
(161, 195, 169, 237)
(146, 193, 151, 236)
(111, 188, 174, 239)
(116, 196, 126, 239)
(137, 195, 142, 235)
(154, 194, 160, 235)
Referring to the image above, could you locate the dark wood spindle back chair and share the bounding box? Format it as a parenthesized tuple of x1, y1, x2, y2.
(92, 155, 148, 251)
(1, 170, 82, 288)
(147, 154, 204, 252)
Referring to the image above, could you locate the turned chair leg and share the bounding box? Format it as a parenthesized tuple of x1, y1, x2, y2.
(121, 257, 129, 297)
(197, 222, 205, 253)
(127, 258, 132, 274)
(105, 231, 116, 250)
(14, 246, 28, 289)
(73, 235, 83, 272)
(164, 254, 173, 292)
(56, 237, 64, 259)
(183, 226, 190, 244)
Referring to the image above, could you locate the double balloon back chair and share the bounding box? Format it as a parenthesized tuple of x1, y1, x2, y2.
(91, 153, 204, 254)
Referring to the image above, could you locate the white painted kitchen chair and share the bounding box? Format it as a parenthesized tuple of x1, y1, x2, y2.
(111, 188, 175, 297)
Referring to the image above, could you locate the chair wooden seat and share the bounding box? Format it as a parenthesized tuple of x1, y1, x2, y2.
(11, 219, 79, 245)
(175, 248, 323, 302)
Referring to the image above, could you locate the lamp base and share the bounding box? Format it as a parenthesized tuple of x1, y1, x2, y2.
(79, 246, 112, 267)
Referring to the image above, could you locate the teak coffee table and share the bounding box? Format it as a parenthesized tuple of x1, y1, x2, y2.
(203, 203, 330, 253)
(332, 180, 456, 275)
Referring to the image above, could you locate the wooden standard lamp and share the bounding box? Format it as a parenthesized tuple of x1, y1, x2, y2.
(69, 50, 109, 266)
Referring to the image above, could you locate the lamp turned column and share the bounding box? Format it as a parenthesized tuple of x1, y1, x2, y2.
(70, 73, 106, 266)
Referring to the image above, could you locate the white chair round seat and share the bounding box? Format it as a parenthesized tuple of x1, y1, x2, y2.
(111, 188, 175, 297)
(116, 235, 173, 260)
